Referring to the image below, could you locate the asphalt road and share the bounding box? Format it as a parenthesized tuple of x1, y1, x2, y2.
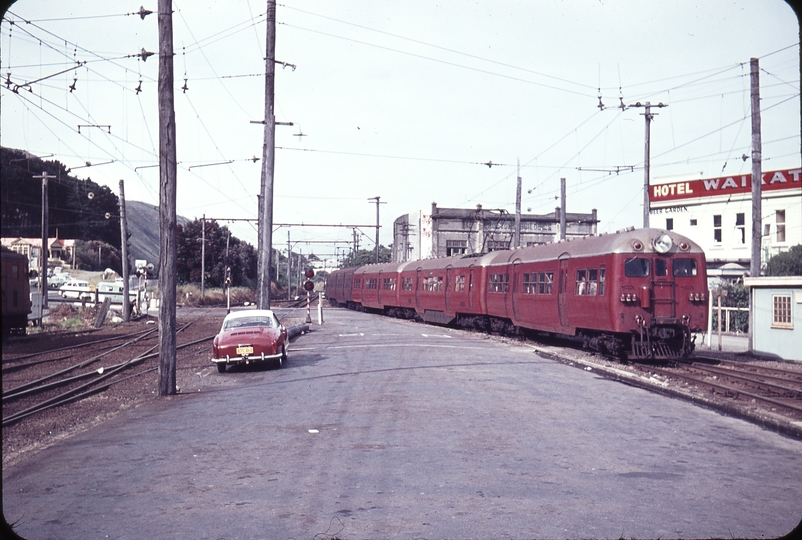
(3, 308, 802, 539)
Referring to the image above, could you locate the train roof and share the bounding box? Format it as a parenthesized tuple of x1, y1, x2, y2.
(481, 228, 704, 266)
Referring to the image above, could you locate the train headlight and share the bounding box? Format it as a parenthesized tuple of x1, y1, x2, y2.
(653, 233, 673, 254)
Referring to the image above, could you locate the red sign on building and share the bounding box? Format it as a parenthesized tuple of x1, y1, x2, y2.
(650, 168, 801, 203)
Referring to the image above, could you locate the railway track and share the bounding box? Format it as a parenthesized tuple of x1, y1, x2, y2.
(2, 321, 215, 427)
(636, 356, 802, 421)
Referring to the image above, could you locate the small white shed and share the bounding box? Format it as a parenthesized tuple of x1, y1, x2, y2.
(743, 276, 802, 361)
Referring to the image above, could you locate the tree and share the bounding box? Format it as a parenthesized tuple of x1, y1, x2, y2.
(340, 246, 392, 268)
(1, 147, 121, 247)
(73, 240, 122, 272)
(766, 245, 802, 277)
(176, 219, 258, 287)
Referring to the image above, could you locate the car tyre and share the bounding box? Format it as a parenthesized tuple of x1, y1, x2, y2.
(276, 345, 286, 369)
(216, 363, 226, 373)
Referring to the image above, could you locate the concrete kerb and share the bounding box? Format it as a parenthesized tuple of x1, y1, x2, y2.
(526, 343, 802, 441)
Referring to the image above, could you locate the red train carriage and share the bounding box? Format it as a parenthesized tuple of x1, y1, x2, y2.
(326, 228, 707, 360)
(1, 248, 32, 335)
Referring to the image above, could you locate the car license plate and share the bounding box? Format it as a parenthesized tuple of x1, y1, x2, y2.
(236, 345, 253, 356)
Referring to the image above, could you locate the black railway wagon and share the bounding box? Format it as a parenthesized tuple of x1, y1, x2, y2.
(1, 248, 32, 335)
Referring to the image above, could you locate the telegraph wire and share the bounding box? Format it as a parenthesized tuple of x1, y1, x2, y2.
(281, 22, 595, 99)
(280, 3, 597, 93)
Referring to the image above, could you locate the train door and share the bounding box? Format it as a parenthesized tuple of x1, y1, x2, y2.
(511, 260, 521, 321)
(652, 256, 676, 319)
(468, 268, 475, 309)
(415, 268, 422, 309)
(558, 258, 569, 327)
(445, 266, 453, 313)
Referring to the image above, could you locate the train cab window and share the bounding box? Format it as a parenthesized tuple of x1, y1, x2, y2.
(655, 258, 668, 277)
(625, 257, 650, 277)
(673, 258, 698, 277)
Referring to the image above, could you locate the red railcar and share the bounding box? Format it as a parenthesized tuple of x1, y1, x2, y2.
(326, 228, 708, 359)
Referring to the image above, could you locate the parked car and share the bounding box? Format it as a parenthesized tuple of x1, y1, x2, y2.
(96, 282, 138, 304)
(48, 273, 71, 289)
(212, 310, 288, 373)
(60, 279, 93, 300)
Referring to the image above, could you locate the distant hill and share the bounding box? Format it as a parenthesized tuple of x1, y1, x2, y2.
(126, 200, 190, 269)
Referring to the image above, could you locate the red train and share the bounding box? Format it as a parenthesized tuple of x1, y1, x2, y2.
(326, 228, 708, 360)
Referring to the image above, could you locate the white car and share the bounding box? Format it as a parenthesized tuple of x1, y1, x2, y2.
(60, 280, 93, 300)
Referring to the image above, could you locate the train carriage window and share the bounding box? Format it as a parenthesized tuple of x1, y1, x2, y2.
(353, 278, 361, 289)
(673, 258, 698, 277)
(543, 272, 553, 294)
(454, 275, 465, 292)
(402, 277, 414, 291)
(575, 269, 588, 295)
(365, 278, 378, 290)
(383, 277, 396, 290)
(655, 258, 668, 277)
(522, 273, 535, 294)
(625, 257, 650, 277)
(588, 269, 598, 295)
(488, 273, 509, 293)
(598, 268, 605, 295)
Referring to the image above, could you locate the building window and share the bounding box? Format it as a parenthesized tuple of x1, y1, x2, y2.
(487, 240, 510, 252)
(713, 215, 722, 243)
(382, 277, 396, 290)
(11, 264, 19, 279)
(772, 295, 792, 329)
(690, 219, 697, 227)
(776, 210, 786, 243)
(365, 278, 377, 290)
(666, 218, 674, 231)
(488, 273, 509, 293)
(446, 240, 467, 256)
(454, 275, 465, 292)
(402, 277, 414, 291)
(736, 213, 745, 244)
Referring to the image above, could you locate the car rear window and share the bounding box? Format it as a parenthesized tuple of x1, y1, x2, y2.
(224, 316, 274, 330)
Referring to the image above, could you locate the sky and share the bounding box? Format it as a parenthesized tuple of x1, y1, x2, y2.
(1, 0, 800, 262)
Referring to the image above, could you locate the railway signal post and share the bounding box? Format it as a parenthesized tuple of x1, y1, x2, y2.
(303, 268, 314, 323)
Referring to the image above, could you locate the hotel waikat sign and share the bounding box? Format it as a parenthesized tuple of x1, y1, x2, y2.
(650, 168, 801, 203)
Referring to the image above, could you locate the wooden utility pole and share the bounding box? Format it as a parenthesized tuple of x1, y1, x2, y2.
(257, 0, 277, 309)
(514, 159, 522, 248)
(201, 214, 206, 300)
(560, 177, 566, 241)
(748, 57, 763, 355)
(119, 179, 131, 321)
(626, 101, 666, 228)
(33, 171, 50, 308)
(750, 57, 762, 279)
(368, 196, 384, 263)
(287, 230, 292, 301)
(157, 0, 178, 396)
